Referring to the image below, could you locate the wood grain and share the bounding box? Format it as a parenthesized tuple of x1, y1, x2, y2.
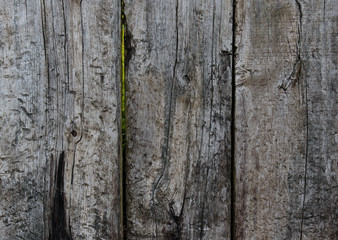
(124, 0, 233, 239)
(0, 1, 121, 239)
(235, 0, 337, 239)
(0, 0, 336, 239)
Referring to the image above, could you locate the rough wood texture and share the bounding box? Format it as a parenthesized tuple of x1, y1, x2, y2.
(235, 0, 337, 239)
(299, 1, 337, 238)
(0, 1, 121, 239)
(1, 0, 337, 239)
(0, 1, 47, 239)
(124, 0, 233, 239)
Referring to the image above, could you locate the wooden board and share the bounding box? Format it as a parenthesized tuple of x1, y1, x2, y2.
(0, 1, 121, 239)
(124, 0, 233, 238)
(299, 1, 337, 238)
(235, 0, 337, 239)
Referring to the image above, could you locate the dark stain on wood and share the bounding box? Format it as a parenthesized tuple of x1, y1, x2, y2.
(50, 151, 73, 240)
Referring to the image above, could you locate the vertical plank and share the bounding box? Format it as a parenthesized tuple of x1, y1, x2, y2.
(299, 1, 337, 239)
(235, 0, 337, 239)
(0, 0, 122, 239)
(124, 0, 233, 239)
(42, 0, 122, 238)
(0, 1, 47, 239)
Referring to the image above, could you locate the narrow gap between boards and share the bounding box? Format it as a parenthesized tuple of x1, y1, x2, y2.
(121, 0, 127, 239)
(231, 0, 237, 240)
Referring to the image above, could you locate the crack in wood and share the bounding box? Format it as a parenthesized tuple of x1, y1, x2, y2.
(280, 57, 302, 91)
(199, 2, 217, 238)
(70, 0, 84, 187)
(294, 2, 308, 240)
(152, 0, 180, 238)
(280, 0, 303, 92)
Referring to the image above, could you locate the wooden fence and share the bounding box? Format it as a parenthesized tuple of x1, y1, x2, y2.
(0, 0, 336, 239)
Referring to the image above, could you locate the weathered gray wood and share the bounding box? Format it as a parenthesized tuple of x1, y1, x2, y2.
(0, 1, 121, 239)
(0, 1, 47, 239)
(299, 1, 337, 239)
(2, 0, 337, 239)
(124, 0, 233, 239)
(235, 0, 337, 239)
